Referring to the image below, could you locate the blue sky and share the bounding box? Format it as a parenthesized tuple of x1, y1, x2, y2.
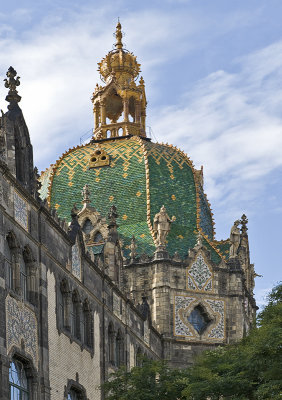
(0, 0, 282, 308)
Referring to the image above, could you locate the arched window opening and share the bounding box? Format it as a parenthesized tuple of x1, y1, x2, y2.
(82, 219, 93, 235)
(106, 129, 111, 138)
(60, 279, 71, 331)
(67, 387, 82, 400)
(71, 291, 81, 340)
(20, 257, 27, 301)
(108, 323, 115, 365)
(83, 300, 92, 348)
(118, 127, 123, 136)
(5, 239, 13, 290)
(9, 359, 30, 399)
(6, 232, 19, 293)
(128, 97, 136, 123)
(187, 304, 212, 334)
(116, 329, 124, 367)
(93, 232, 104, 245)
(23, 246, 37, 304)
(136, 347, 143, 367)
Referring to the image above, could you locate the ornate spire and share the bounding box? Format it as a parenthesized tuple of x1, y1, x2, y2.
(4, 66, 21, 108)
(115, 21, 123, 50)
(92, 23, 146, 140)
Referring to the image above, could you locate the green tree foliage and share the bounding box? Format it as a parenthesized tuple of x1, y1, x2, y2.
(103, 283, 282, 399)
(103, 357, 188, 400)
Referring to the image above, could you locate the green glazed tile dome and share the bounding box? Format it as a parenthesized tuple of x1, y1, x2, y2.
(39, 136, 225, 261)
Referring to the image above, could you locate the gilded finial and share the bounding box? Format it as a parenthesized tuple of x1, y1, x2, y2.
(115, 21, 123, 50)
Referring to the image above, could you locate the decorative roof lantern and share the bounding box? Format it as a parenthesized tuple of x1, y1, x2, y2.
(91, 22, 147, 141)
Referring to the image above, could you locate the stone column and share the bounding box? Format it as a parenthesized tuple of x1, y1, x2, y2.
(100, 101, 106, 125)
(135, 100, 141, 124)
(94, 105, 99, 129)
(141, 110, 146, 135)
(123, 98, 129, 122)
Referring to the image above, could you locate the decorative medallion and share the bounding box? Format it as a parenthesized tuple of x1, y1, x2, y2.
(187, 253, 212, 291)
(71, 243, 81, 280)
(6, 295, 38, 365)
(14, 191, 28, 230)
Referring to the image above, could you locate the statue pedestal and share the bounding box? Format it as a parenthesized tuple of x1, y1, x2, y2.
(154, 246, 169, 260)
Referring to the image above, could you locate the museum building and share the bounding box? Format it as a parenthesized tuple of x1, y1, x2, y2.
(0, 23, 257, 399)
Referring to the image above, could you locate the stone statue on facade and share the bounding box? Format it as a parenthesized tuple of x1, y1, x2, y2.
(229, 220, 241, 258)
(153, 205, 176, 248)
(130, 236, 137, 260)
(82, 184, 90, 204)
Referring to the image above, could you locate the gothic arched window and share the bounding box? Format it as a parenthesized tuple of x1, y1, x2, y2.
(136, 347, 143, 367)
(82, 300, 92, 348)
(82, 219, 93, 235)
(5, 238, 13, 290)
(116, 329, 124, 367)
(20, 257, 27, 301)
(9, 359, 30, 399)
(71, 291, 81, 340)
(59, 279, 71, 331)
(93, 232, 104, 244)
(108, 322, 115, 365)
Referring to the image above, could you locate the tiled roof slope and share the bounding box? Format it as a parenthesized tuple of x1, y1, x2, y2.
(39, 136, 226, 261)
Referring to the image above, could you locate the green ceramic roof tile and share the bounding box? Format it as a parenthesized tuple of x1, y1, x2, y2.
(39, 137, 223, 263)
(214, 241, 231, 260)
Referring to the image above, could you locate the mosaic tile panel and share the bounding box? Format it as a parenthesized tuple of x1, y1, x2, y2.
(71, 243, 81, 280)
(206, 299, 225, 339)
(187, 253, 212, 291)
(174, 295, 195, 337)
(174, 295, 225, 341)
(6, 295, 38, 365)
(14, 191, 28, 230)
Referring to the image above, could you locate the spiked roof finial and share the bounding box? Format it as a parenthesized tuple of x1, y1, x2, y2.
(115, 21, 123, 50)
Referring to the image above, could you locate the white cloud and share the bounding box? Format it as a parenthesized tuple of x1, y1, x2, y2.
(151, 41, 282, 217)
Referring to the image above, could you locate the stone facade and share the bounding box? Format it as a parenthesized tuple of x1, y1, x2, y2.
(0, 25, 257, 400)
